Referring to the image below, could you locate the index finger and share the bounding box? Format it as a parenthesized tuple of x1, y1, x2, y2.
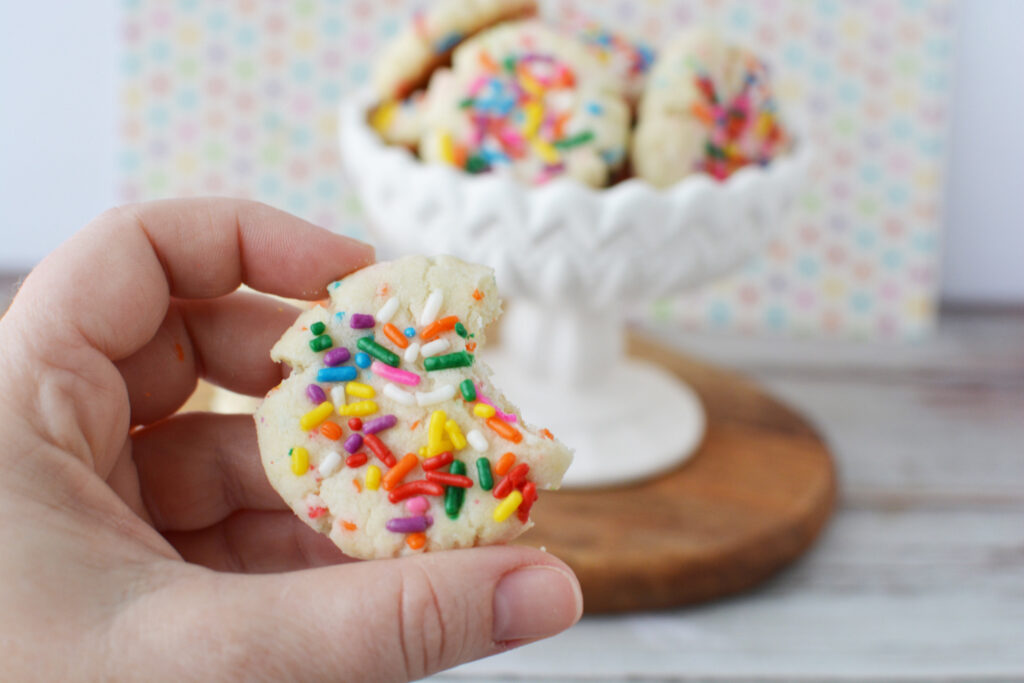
(9, 197, 374, 361)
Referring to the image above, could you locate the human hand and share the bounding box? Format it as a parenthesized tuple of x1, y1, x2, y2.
(0, 198, 582, 681)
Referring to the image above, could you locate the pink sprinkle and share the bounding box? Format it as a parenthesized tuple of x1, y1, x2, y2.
(474, 383, 518, 423)
(406, 496, 429, 515)
(370, 360, 421, 386)
(468, 74, 490, 96)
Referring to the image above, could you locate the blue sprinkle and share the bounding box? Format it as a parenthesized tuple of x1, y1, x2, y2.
(335, 311, 345, 324)
(586, 101, 604, 116)
(329, 280, 343, 290)
(317, 366, 357, 382)
(403, 326, 416, 338)
(354, 352, 371, 368)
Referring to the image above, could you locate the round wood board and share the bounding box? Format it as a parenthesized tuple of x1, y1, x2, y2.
(517, 333, 837, 614)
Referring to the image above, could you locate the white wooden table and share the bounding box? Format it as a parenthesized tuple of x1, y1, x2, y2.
(438, 307, 1024, 681)
(2, 277, 1020, 680)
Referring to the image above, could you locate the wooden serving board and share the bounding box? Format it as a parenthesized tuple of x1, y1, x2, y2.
(519, 334, 837, 614)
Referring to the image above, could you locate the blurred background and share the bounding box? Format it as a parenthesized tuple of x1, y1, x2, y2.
(2, 0, 1023, 333)
(1, 2, 1022, 680)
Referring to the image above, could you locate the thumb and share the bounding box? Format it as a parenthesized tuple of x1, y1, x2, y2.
(125, 546, 582, 681)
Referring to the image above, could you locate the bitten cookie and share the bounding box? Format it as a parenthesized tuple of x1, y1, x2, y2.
(368, 93, 427, 148)
(373, 0, 538, 100)
(633, 30, 790, 187)
(419, 20, 631, 187)
(255, 255, 573, 560)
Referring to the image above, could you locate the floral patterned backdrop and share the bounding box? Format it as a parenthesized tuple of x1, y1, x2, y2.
(119, 0, 953, 338)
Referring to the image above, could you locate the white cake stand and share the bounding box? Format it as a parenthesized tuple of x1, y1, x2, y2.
(339, 92, 810, 488)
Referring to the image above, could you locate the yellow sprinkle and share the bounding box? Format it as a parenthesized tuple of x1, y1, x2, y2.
(365, 465, 381, 491)
(290, 447, 309, 476)
(419, 446, 428, 458)
(444, 419, 467, 450)
(346, 381, 376, 399)
(337, 400, 378, 416)
(370, 101, 397, 133)
(473, 403, 496, 419)
(428, 410, 447, 457)
(757, 111, 774, 137)
(531, 139, 559, 165)
(300, 401, 334, 431)
(439, 131, 455, 165)
(519, 71, 543, 98)
(522, 101, 543, 138)
(493, 489, 524, 522)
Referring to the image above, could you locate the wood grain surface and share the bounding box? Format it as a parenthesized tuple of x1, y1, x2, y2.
(522, 335, 836, 612)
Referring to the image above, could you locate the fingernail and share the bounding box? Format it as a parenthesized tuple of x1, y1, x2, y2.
(493, 565, 583, 642)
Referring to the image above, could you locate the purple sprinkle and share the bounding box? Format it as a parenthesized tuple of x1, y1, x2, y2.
(306, 384, 327, 404)
(385, 515, 434, 533)
(350, 313, 375, 329)
(343, 433, 363, 454)
(363, 414, 398, 434)
(323, 347, 351, 366)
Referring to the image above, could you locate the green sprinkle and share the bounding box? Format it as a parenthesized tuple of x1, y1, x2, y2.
(424, 351, 474, 371)
(454, 322, 468, 338)
(503, 55, 517, 73)
(309, 334, 333, 352)
(445, 460, 467, 519)
(310, 321, 326, 335)
(705, 141, 727, 160)
(356, 336, 400, 367)
(458, 97, 475, 109)
(553, 130, 595, 149)
(459, 378, 477, 401)
(465, 154, 488, 174)
(476, 457, 493, 491)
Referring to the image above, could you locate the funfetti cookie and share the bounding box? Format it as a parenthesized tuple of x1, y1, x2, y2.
(633, 30, 791, 187)
(255, 255, 573, 560)
(373, 0, 538, 100)
(419, 20, 630, 187)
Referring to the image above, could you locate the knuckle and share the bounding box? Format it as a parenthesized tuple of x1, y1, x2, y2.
(396, 565, 462, 679)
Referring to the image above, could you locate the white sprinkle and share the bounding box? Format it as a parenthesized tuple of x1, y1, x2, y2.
(467, 429, 488, 452)
(376, 297, 399, 324)
(318, 451, 342, 477)
(383, 383, 416, 406)
(404, 341, 421, 364)
(419, 291, 443, 326)
(420, 338, 450, 357)
(416, 384, 456, 406)
(330, 385, 346, 408)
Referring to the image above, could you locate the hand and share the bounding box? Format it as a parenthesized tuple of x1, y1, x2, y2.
(0, 198, 582, 681)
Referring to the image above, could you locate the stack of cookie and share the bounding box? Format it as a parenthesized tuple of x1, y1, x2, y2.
(368, 0, 791, 189)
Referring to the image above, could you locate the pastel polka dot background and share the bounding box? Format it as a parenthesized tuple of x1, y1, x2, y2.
(118, 0, 953, 339)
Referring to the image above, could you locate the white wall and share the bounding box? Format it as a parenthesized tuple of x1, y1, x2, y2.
(0, 1, 1021, 303)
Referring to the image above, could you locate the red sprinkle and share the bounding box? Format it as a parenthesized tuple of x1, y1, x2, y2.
(346, 453, 368, 468)
(516, 482, 538, 523)
(388, 480, 445, 503)
(308, 505, 328, 519)
(425, 471, 473, 488)
(364, 433, 397, 468)
(348, 417, 363, 431)
(494, 463, 530, 499)
(422, 451, 454, 471)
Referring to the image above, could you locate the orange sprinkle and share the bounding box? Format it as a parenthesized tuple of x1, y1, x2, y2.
(420, 315, 459, 342)
(340, 520, 357, 531)
(377, 282, 390, 296)
(320, 422, 343, 440)
(453, 143, 468, 169)
(690, 101, 715, 125)
(352, 479, 362, 492)
(315, 298, 329, 308)
(540, 428, 554, 440)
(406, 532, 427, 550)
(173, 342, 184, 362)
(410, 420, 421, 431)
(479, 50, 499, 73)
(495, 452, 516, 476)
(382, 322, 409, 349)
(487, 417, 523, 444)
(382, 453, 419, 490)
(472, 289, 484, 301)
(552, 111, 571, 139)
(465, 342, 477, 352)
